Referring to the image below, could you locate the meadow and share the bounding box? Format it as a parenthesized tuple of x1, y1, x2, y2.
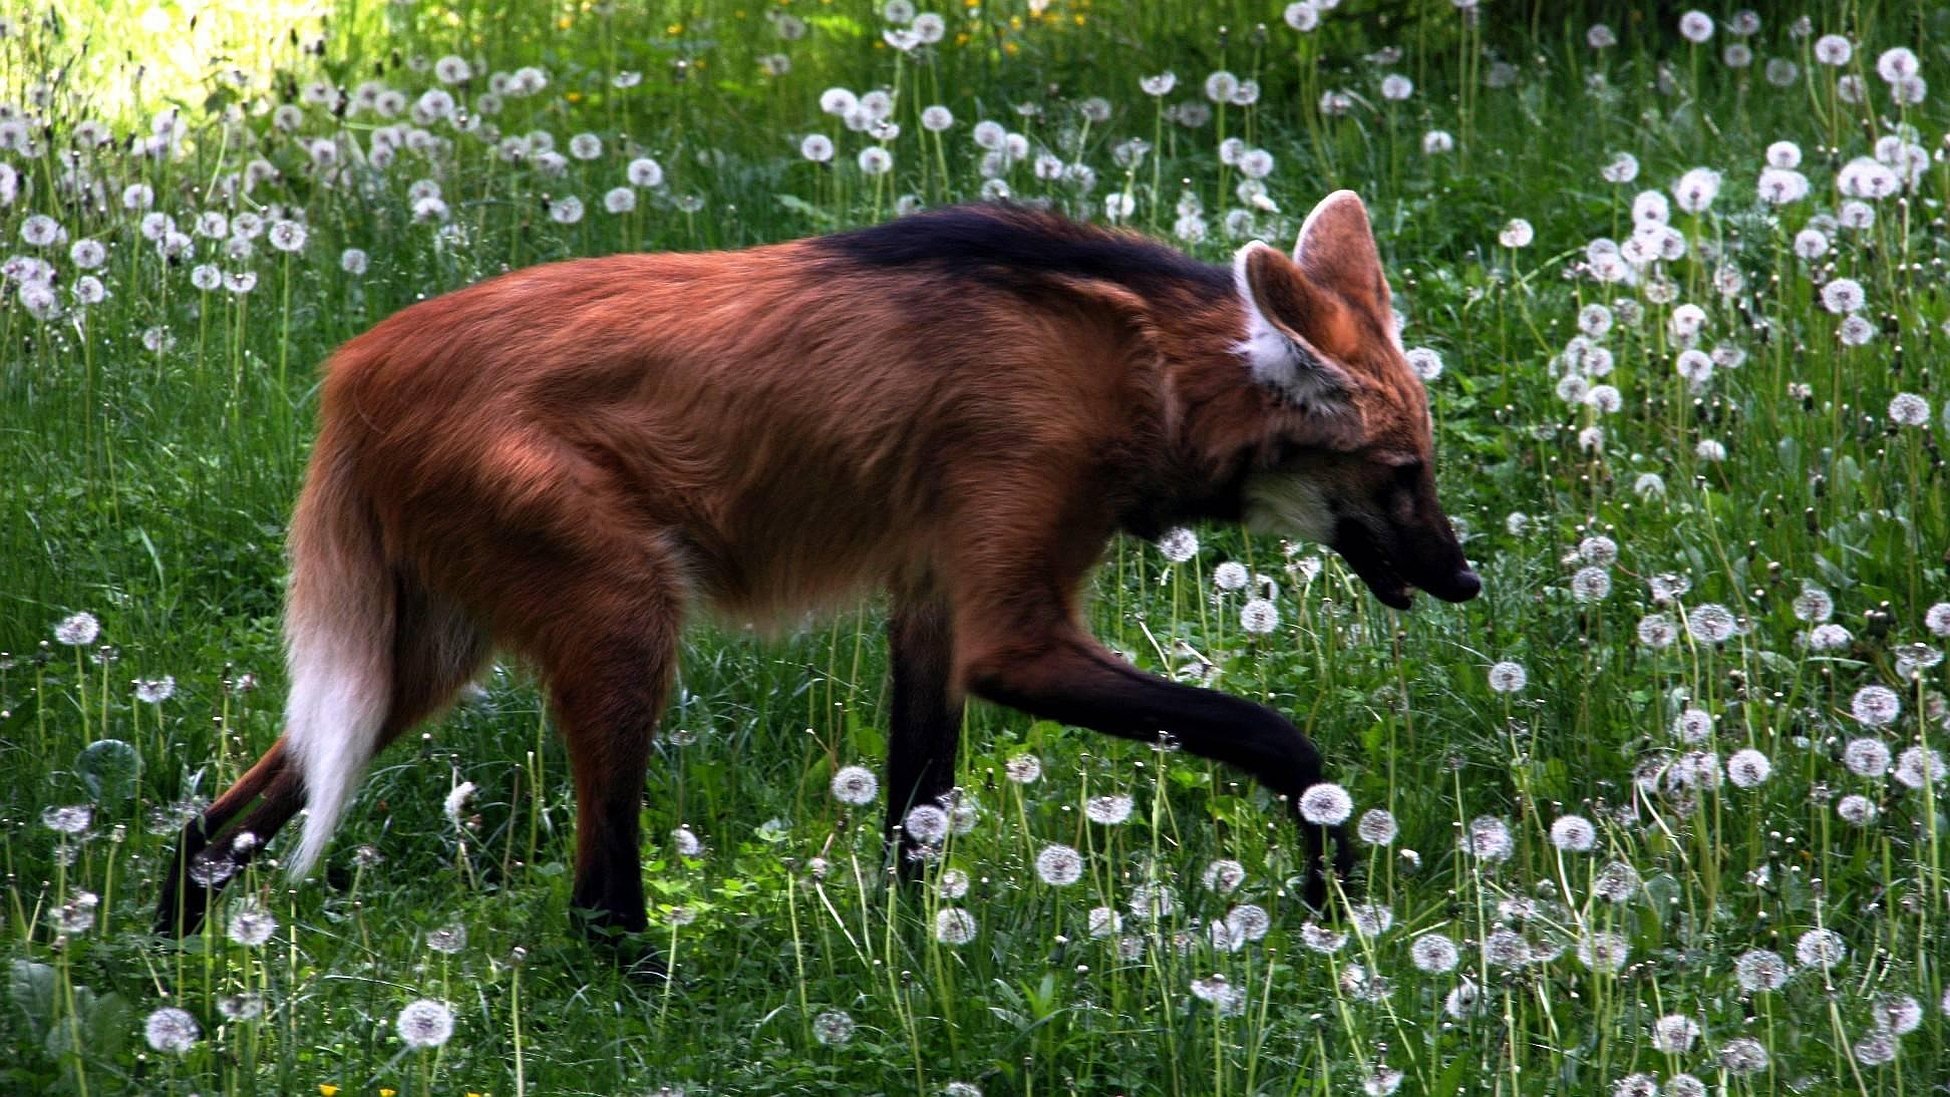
(3, 1, 1949, 1093)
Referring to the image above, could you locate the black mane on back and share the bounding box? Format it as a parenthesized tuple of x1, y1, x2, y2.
(813, 203, 1232, 302)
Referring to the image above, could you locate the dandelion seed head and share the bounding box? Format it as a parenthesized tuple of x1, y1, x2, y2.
(1637, 613, 1678, 648)
(1571, 565, 1612, 602)
(1409, 932, 1459, 973)
(54, 612, 100, 646)
(1893, 745, 1946, 789)
(1226, 903, 1270, 941)
(41, 804, 92, 834)
(1794, 927, 1845, 968)
(1298, 783, 1353, 825)
(1726, 748, 1772, 788)
(1087, 905, 1122, 938)
(812, 1009, 855, 1046)
(1356, 808, 1398, 846)
(1578, 930, 1630, 972)
(1157, 527, 1199, 563)
(1484, 928, 1532, 968)
(1876, 993, 1923, 1035)
(1085, 793, 1134, 825)
(1671, 707, 1715, 745)
(1926, 603, 1950, 637)
(1403, 346, 1443, 381)
(1807, 623, 1854, 651)
(1299, 921, 1347, 953)
(426, 924, 467, 954)
(830, 764, 879, 805)
(1487, 660, 1527, 693)
(904, 804, 950, 845)
(1550, 814, 1597, 852)
(145, 1007, 200, 1053)
(1189, 973, 1245, 1014)
(1463, 815, 1513, 861)
(934, 907, 977, 945)
(228, 905, 278, 948)
(1688, 604, 1737, 643)
(1837, 793, 1879, 826)
(1035, 844, 1084, 886)
(1445, 979, 1483, 1017)
(1200, 859, 1245, 894)
(1851, 686, 1901, 728)
(1853, 1031, 1897, 1066)
(1127, 882, 1176, 922)
(1592, 860, 1642, 902)
(1731, 948, 1790, 992)
(1213, 561, 1249, 591)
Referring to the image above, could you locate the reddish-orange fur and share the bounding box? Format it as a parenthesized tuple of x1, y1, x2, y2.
(158, 196, 1477, 949)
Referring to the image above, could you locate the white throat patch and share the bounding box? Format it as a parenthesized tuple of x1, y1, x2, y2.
(1242, 470, 1335, 543)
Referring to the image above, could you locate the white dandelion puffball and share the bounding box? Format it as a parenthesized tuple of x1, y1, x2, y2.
(55, 611, 101, 646)
(1035, 844, 1084, 886)
(1239, 598, 1279, 635)
(1850, 686, 1900, 727)
(1085, 793, 1134, 824)
(1734, 948, 1790, 992)
(1487, 660, 1527, 693)
(1356, 808, 1398, 845)
(1463, 815, 1514, 861)
(812, 1009, 855, 1046)
(145, 1007, 200, 1053)
(934, 907, 977, 945)
(903, 803, 950, 845)
(228, 905, 278, 947)
(1405, 346, 1443, 380)
(1157, 527, 1199, 563)
(1003, 754, 1042, 783)
(1549, 814, 1597, 852)
(830, 764, 879, 805)
(1298, 783, 1353, 825)
(1794, 927, 1845, 968)
(1410, 933, 1460, 973)
(1726, 748, 1772, 788)
(396, 998, 455, 1049)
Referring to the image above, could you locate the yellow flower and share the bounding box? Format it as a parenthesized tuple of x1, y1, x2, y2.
(318, 1087, 339, 1097)
(667, 23, 683, 34)
(381, 1090, 397, 1097)
(557, 16, 571, 29)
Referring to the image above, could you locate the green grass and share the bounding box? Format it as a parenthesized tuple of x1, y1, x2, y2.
(4, 1, 1949, 1094)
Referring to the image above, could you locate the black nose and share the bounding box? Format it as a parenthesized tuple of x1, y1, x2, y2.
(1444, 569, 1482, 602)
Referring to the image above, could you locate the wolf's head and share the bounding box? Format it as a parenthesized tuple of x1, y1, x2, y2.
(1227, 191, 1479, 609)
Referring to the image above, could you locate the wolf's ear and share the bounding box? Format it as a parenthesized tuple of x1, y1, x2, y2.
(1293, 190, 1391, 320)
(1233, 241, 1355, 407)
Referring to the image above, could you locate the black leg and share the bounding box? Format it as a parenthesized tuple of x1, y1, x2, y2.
(156, 739, 301, 936)
(884, 594, 964, 874)
(966, 626, 1353, 907)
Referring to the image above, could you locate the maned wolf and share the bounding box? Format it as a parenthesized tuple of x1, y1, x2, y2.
(157, 192, 1479, 958)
